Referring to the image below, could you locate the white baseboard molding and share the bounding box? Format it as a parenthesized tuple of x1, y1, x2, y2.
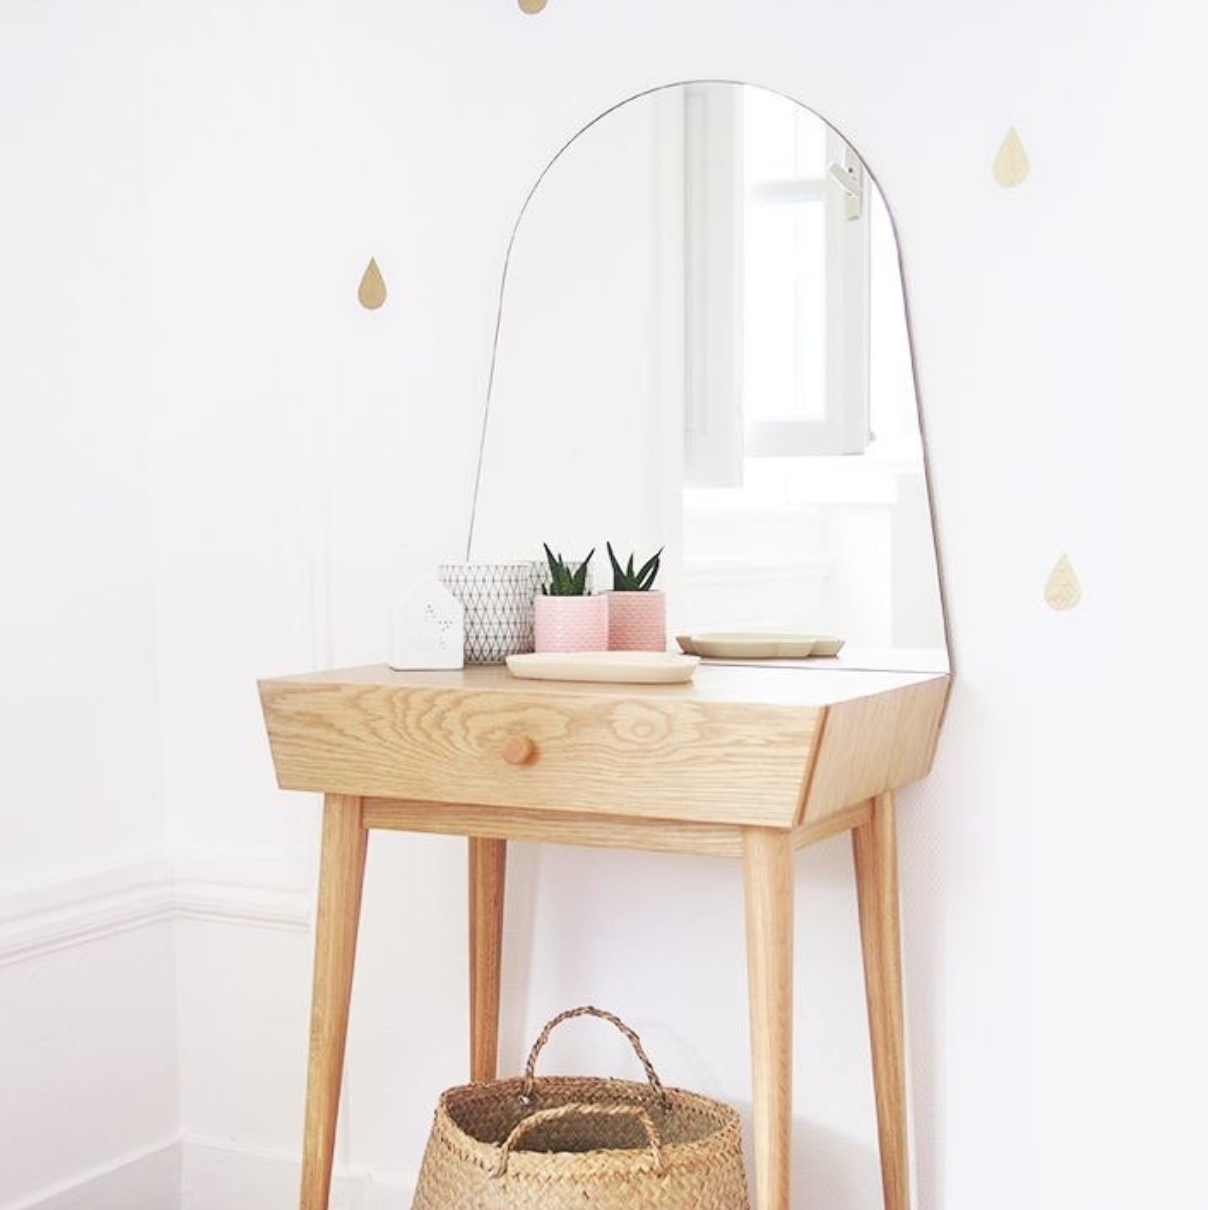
(0, 853, 312, 968)
(181, 1136, 411, 1210)
(5, 1137, 412, 1210)
(6, 1139, 181, 1210)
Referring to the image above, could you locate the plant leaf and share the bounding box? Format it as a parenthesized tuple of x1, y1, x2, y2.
(607, 542, 624, 588)
(635, 547, 663, 591)
(572, 548, 594, 595)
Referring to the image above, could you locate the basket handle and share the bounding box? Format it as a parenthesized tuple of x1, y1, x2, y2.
(521, 1006, 667, 1106)
(492, 1102, 664, 1178)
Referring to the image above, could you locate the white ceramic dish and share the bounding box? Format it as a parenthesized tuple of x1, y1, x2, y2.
(676, 633, 846, 659)
(505, 651, 700, 684)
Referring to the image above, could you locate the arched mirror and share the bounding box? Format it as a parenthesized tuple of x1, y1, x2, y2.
(469, 83, 947, 673)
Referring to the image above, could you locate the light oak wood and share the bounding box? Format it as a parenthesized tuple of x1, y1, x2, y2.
(260, 678, 819, 827)
(365, 796, 745, 856)
(258, 663, 948, 1210)
(363, 795, 872, 857)
(261, 660, 939, 701)
(301, 795, 368, 1210)
(799, 677, 948, 826)
(853, 794, 911, 1210)
(468, 838, 507, 1082)
(260, 665, 949, 830)
(501, 734, 536, 766)
(743, 827, 795, 1210)
(795, 799, 873, 850)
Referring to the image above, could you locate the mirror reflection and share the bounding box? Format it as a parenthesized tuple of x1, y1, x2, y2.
(470, 83, 947, 671)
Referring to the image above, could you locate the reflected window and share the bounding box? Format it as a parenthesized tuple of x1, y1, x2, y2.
(685, 86, 870, 486)
(470, 83, 947, 669)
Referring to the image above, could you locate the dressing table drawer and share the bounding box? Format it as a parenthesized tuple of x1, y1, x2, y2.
(259, 677, 820, 827)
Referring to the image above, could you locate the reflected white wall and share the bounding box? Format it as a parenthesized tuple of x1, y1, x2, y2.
(472, 84, 943, 652)
(471, 92, 677, 568)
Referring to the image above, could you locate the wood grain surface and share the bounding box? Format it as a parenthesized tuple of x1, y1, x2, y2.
(799, 677, 949, 825)
(261, 665, 949, 830)
(261, 679, 820, 827)
(743, 827, 795, 1210)
(300, 795, 367, 1210)
(853, 794, 911, 1210)
(468, 838, 506, 1082)
(363, 795, 874, 857)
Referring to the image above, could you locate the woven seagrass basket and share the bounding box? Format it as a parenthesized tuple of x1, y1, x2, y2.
(411, 1006, 750, 1210)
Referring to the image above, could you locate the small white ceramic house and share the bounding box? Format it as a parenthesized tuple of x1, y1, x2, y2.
(390, 576, 465, 670)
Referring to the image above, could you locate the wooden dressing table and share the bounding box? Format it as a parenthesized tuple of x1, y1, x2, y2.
(259, 660, 949, 1210)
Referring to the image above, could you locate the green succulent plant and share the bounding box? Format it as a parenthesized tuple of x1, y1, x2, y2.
(607, 543, 664, 592)
(541, 544, 594, 596)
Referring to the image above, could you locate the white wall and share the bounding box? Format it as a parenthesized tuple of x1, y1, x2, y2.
(0, 0, 163, 889)
(5, 0, 1208, 1208)
(0, 923, 179, 1207)
(472, 88, 676, 565)
(0, 0, 179, 1203)
(148, 2, 1208, 1208)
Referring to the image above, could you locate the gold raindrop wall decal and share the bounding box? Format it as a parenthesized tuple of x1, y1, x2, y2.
(993, 127, 1031, 187)
(1044, 554, 1082, 611)
(357, 258, 387, 310)
(519, 0, 548, 13)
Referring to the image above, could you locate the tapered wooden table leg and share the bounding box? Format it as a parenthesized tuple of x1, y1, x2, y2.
(300, 795, 368, 1210)
(742, 827, 794, 1210)
(852, 793, 911, 1210)
(468, 837, 507, 1082)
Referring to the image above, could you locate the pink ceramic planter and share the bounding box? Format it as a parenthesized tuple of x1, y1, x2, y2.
(606, 591, 667, 652)
(533, 594, 609, 653)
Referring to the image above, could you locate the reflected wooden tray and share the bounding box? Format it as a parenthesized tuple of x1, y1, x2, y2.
(677, 633, 846, 659)
(505, 652, 700, 684)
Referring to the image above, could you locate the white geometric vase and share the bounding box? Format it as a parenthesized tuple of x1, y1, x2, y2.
(437, 562, 537, 665)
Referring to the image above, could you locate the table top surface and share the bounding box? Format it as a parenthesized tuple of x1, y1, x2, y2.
(261, 660, 950, 710)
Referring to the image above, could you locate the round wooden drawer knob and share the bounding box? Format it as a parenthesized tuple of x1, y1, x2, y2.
(502, 735, 537, 766)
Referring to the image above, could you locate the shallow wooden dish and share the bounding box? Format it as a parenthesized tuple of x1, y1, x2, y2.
(677, 633, 846, 659)
(506, 651, 700, 684)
